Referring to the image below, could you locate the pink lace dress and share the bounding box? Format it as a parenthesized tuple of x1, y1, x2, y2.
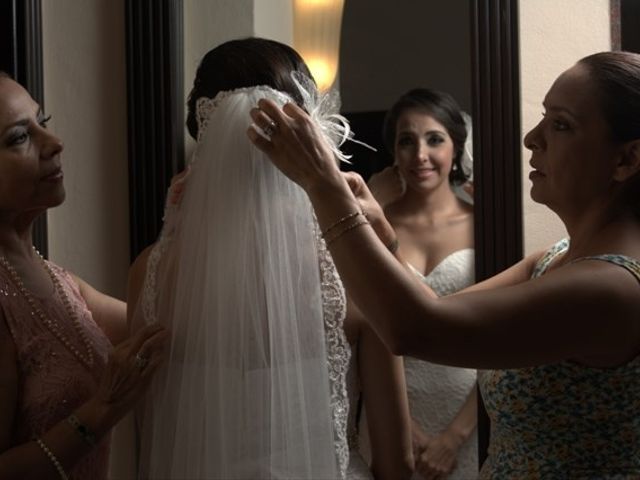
(0, 260, 112, 480)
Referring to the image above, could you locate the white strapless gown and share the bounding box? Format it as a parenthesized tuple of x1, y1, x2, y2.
(407, 249, 478, 480)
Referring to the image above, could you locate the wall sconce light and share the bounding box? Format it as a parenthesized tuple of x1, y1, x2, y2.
(293, 0, 345, 92)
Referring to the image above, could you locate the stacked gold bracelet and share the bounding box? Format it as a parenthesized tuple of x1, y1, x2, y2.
(321, 210, 400, 253)
(322, 210, 370, 246)
(35, 438, 69, 480)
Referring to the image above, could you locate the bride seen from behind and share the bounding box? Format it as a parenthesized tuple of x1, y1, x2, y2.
(127, 37, 412, 479)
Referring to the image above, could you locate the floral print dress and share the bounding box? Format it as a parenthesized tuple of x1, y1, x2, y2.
(479, 239, 640, 479)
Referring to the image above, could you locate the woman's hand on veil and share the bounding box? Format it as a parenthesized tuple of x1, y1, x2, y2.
(89, 324, 169, 427)
(247, 99, 344, 193)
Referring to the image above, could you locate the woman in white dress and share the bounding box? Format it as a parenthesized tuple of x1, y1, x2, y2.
(367, 89, 477, 480)
(127, 38, 352, 479)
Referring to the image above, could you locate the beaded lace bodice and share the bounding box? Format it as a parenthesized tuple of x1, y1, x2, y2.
(313, 217, 351, 479)
(0, 261, 112, 480)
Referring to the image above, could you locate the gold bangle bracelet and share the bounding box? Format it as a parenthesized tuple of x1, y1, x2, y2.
(325, 216, 370, 246)
(321, 210, 362, 238)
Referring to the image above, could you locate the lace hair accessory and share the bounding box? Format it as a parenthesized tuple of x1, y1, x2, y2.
(195, 73, 375, 165)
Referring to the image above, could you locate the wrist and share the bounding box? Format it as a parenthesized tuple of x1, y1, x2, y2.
(308, 176, 362, 226)
(77, 397, 119, 438)
(306, 170, 351, 205)
(370, 214, 397, 249)
(442, 425, 469, 448)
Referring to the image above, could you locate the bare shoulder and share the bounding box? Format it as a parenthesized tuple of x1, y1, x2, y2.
(127, 245, 155, 332)
(131, 245, 154, 271)
(128, 245, 154, 290)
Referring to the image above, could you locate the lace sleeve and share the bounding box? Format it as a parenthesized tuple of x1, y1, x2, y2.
(313, 214, 351, 479)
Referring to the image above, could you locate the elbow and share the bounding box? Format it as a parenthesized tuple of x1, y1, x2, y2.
(384, 323, 417, 357)
(387, 337, 410, 356)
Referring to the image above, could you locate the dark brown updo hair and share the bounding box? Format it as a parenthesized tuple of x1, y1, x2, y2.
(186, 37, 314, 140)
(578, 51, 640, 214)
(383, 88, 469, 185)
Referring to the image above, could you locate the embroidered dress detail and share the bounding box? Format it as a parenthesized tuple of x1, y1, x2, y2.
(0, 262, 112, 479)
(314, 215, 351, 478)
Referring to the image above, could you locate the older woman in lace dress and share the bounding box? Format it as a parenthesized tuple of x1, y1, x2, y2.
(0, 72, 167, 479)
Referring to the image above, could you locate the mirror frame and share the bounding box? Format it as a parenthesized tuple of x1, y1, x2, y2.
(471, 0, 523, 463)
(125, 0, 185, 260)
(124, 0, 523, 467)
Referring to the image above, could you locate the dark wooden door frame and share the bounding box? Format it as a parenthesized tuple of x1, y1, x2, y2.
(125, 0, 185, 261)
(619, 0, 640, 53)
(471, 0, 523, 466)
(0, 0, 48, 257)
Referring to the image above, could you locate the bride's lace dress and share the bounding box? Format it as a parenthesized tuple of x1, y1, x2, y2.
(135, 86, 351, 479)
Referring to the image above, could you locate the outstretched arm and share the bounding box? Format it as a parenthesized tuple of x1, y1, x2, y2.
(247, 99, 640, 370)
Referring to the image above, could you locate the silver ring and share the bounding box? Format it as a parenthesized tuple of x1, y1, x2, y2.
(134, 352, 149, 369)
(263, 120, 277, 137)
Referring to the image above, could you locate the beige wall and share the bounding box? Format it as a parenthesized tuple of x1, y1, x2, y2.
(183, 0, 293, 155)
(42, 0, 129, 299)
(254, 0, 293, 44)
(519, 0, 611, 254)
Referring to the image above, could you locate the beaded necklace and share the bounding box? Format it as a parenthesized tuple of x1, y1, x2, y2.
(0, 250, 95, 369)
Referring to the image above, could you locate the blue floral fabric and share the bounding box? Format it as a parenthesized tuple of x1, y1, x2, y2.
(479, 239, 640, 479)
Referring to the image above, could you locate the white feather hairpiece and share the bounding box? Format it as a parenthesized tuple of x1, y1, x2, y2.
(291, 72, 376, 164)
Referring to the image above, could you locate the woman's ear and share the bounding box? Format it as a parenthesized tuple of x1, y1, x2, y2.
(614, 139, 640, 182)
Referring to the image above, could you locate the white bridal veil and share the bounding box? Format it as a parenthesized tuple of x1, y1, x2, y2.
(135, 85, 349, 479)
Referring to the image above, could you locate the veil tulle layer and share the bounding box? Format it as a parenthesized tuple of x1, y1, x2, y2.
(136, 86, 345, 479)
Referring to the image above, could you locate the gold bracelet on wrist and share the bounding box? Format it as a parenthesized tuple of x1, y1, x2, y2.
(321, 210, 362, 238)
(35, 438, 69, 480)
(324, 214, 370, 246)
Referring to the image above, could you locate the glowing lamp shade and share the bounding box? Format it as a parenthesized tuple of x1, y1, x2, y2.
(293, 0, 345, 92)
